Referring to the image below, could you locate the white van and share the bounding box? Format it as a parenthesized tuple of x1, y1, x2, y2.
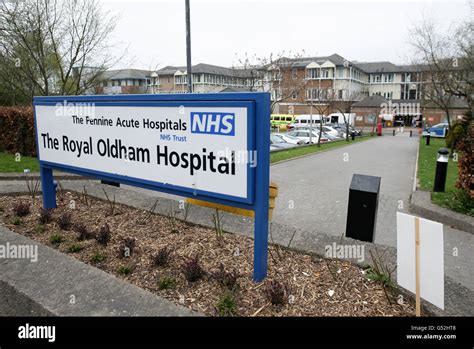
(291, 114, 324, 129)
(326, 113, 356, 126)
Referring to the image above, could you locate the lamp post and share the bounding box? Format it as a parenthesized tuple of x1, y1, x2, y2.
(433, 148, 449, 192)
(185, 0, 192, 93)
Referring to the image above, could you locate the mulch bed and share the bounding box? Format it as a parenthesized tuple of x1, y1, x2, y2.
(0, 192, 415, 316)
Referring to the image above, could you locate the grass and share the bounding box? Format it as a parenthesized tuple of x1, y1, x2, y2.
(270, 135, 374, 164)
(0, 152, 40, 173)
(417, 137, 473, 216)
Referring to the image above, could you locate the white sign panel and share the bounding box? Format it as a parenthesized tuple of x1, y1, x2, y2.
(35, 104, 251, 201)
(396, 212, 444, 309)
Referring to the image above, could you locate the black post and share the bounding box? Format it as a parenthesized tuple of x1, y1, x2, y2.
(410, 130, 413, 137)
(351, 132, 355, 141)
(433, 148, 449, 192)
(185, 0, 192, 93)
(426, 134, 431, 146)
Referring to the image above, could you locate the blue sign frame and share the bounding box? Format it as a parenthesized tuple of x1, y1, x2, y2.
(33, 92, 271, 281)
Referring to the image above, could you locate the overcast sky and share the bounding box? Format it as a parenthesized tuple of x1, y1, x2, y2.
(101, 0, 472, 70)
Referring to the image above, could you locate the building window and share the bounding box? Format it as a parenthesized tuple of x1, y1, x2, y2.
(307, 68, 319, 79)
(292, 91, 297, 100)
(384, 74, 394, 83)
(338, 89, 344, 99)
(372, 75, 381, 83)
(321, 69, 330, 78)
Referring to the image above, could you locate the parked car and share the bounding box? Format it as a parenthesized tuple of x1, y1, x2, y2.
(270, 134, 297, 149)
(322, 125, 345, 139)
(287, 130, 328, 144)
(274, 133, 305, 145)
(330, 123, 361, 136)
(422, 123, 449, 138)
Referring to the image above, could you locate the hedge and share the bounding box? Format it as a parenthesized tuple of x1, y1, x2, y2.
(0, 106, 37, 157)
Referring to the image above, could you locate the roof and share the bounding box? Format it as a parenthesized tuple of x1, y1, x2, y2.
(352, 95, 388, 108)
(422, 97, 469, 109)
(100, 69, 151, 80)
(354, 62, 428, 74)
(289, 53, 349, 68)
(156, 63, 254, 78)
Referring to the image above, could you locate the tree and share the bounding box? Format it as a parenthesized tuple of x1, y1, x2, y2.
(0, 0, 120, 104)
(234, 51, 308, 113)
(327, 89, 362, 141)
(411, 16, 474, 125)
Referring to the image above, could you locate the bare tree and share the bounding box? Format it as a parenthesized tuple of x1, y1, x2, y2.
(327, 89, 362, 141)
(411, 16, 473, 125)
(235, 51, 308, 113)
(0, 0, 121, 103)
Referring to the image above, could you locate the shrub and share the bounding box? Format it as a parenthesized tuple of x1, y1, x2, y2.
(11, 217, 21, 225)
(182, 255, 205, 282)
(118, 265, 132, 275)
(39, 208, 53, 224)
(216, 292, 237, 317)
(49, 234, 63, 244)
(96, 223, 111, 246)
(0, 107, 36, 156)
(57, 212, 73, 230)
(75, 223, 94, 241)
(68, 244, 83, 253)
(118, 237, 136, 258)
(212, 263, 240, 290)
(13, 201, 30, 217)
(35, 224, 45, 234)
(91, 251, 106, 263)
(152, 247, 172, 267)
(158, 276, 177, 290)
(265, 280, 287, 305)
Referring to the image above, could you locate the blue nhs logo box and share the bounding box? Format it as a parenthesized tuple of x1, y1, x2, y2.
(190, 112, 235, 136)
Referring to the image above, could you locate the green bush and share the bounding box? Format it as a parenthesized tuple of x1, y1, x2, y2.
(0, 107, 36, 157)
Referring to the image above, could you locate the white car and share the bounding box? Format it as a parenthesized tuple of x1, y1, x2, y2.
(322, 126, 345, 139)
(274, 133, 305, 145)
(287, 130, 328, 144)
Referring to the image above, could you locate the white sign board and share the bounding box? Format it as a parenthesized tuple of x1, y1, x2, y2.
(396, 212, 444, 310)
(35, 105, 251, 201)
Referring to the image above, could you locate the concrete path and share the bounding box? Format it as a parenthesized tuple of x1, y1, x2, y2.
(271, 132, 418, 247)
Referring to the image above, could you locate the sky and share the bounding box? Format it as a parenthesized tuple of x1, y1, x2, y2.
(100, 0, 472, 70)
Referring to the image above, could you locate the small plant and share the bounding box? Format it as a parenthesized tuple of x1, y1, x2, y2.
(152, 247, 172, 267)
(216, 291, 237, 317)
(57, 212, 73, 230)
(24, 173, 40, 202)
(168, 203, 179, 233)
(35, 224, 45, 234)
(265, 280, 287, 305)
(13, 201, 30, 217)
(118, 237, 136, 258)
(182, 255, 205, 282)
(96, 223, 111, 246)
(39, 208, 53, 224)
(212, 263, 240, 290)
(212, 209, 224, 238)
(11, 217, 21, 225)
(158, 276, 177, 290)
(68, 243, 83, 253)
(91, 251, 106, 263)
(102, 188, 116, 216)
(75, 223, 94, 241)
(118, 265, 132, 275)
(49, 234, 63, 244)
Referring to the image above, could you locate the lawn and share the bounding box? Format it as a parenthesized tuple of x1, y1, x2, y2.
(417, 137, 473, 216)
(0, 152, 40, 173)
(270, 135, 374, 164)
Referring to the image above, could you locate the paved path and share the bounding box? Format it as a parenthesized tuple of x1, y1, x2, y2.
(271, 132, 418, 247)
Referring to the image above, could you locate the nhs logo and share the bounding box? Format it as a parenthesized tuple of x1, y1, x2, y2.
(190, 112, 235, 136)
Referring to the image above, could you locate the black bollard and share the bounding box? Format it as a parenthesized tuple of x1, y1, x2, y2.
(351, 132, 355, 141)
(393, 129, 395, 136)
(433, 148, 449, 192)
(426, 134, 431, 146)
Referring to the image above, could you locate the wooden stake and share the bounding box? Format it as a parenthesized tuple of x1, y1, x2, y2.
(415, 217, 421, 317)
